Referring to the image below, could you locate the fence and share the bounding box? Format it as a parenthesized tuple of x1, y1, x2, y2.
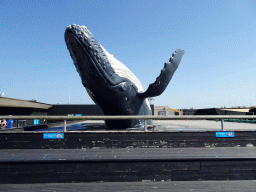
(0, 115, 256, 132)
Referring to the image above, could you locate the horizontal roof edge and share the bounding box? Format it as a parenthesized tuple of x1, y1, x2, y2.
(0, 97, 52, 109)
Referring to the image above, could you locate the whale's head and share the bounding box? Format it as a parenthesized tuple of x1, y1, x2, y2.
(64, 24, 151, 129)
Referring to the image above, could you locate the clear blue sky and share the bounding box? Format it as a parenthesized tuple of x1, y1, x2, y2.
(1, 0, 256, 109)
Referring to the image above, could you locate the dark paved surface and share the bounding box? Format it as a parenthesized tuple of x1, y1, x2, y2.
(0, 181, 255, 191)
(154, 120, 256, 131)
(1, 147, 256, 162)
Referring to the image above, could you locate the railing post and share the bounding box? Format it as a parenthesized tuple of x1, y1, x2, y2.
(221, 119, 224, 131)
(144, 120, 147, 132)
(64, 120, 67, 132)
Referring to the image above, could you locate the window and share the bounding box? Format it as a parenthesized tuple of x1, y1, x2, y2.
(158, 111, 166, 116)
(18, 120, 26, 127)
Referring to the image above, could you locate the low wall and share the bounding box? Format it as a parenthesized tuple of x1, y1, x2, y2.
(1, 131, 256, 149)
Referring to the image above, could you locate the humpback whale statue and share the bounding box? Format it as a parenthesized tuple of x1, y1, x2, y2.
(64, 24, 184, 129)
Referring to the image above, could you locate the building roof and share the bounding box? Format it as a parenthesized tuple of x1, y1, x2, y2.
(218, 108, 250, 113)
(168, 107, 183, 113)
(0, 97, 52, 109)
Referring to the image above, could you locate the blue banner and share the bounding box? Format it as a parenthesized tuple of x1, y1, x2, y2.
(215, 132, 235, 138)
(43, 133, 64, 139)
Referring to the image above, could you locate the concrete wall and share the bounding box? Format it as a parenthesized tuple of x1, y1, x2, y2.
(48, 104, 104, 116)
(48, 104, 154, 116)
(47, 104, 104, 123)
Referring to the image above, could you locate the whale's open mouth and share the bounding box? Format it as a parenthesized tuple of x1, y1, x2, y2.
(64, 24, 144, 92)
(65, 24, 120, 87)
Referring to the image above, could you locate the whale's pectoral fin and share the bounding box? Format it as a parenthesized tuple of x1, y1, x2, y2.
(138, 49, 184, 99)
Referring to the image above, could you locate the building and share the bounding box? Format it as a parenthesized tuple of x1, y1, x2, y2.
(2, 96, 254, 128)
(182, 108, 197, 116)
(0, 97, 103, 127)
(194, 108, 252, 116)
(0, 97, 156, 127)
(154, 106, 182, 116)
(182, 108, 254, 116)
(0, 97, 52, 127)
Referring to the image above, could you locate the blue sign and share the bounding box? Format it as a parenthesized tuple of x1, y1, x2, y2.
(215, 132, 235, 138)
(43, 133, 64, 139)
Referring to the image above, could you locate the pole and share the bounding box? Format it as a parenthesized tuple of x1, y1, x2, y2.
(64, 120, 67, 132)
(221, 119, 224, 131)
(144, 120, 147, 132)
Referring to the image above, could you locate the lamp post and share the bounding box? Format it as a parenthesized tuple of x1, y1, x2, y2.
(148, 98, 155, 105)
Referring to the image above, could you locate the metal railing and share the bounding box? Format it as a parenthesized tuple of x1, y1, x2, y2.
(0, 115, 256, 132)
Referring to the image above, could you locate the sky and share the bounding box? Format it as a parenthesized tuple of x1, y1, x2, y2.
(1, 0, 256, 109)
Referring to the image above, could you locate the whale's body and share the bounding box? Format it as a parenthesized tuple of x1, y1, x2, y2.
(65, 24, 184, 129)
